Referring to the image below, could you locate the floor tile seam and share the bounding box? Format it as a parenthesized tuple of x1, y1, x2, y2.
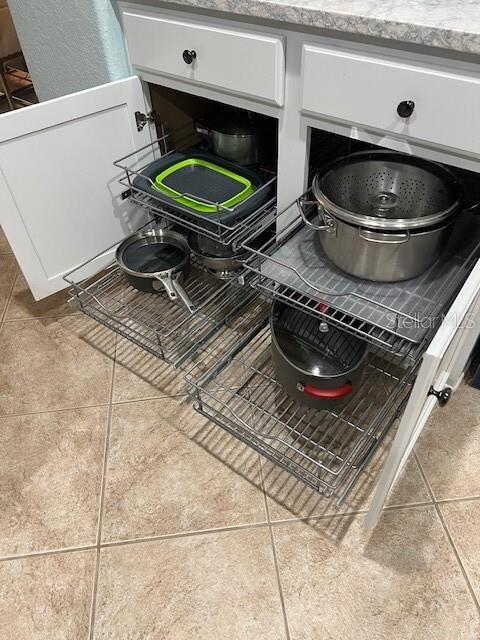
(100, 520, 272, 549)
(96, 334, 118, 547)
(89, 336, 118, 640)
(88, 549, 101, 640)
(267, 523, 291, 640)
(0, 503, 435, 563)
(435, 495, 480, 505)
(258, 461, 292, 639)
(110, 393, 188, 406)
(0, 263, 19, 323)
(414, 452, 480, 614)
(2, 312, 82, 323)
(435, 502, 480, 614)
(0, 544, 97, 563)
(0, 402, 111, 421)
(268, 500, 441, 528)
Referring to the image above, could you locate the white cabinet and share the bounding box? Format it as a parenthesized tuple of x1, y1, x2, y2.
(302, 44, 480, 157)
(0, 76, 151, 299)
(120, 4, 285, 106)
(365, 258, 480, 526)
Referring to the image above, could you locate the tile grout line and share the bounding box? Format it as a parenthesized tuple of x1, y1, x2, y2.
(0, 544, 97, 563)
(101, 520, 272, 549)
(88, 334, 118, 640)
(0, 402, 111, 420)
(0, 394, 188, 421)
(435, 495, 480, 505)
(88, 549, 101, 640)
(2, 312, 83, 323)
(0, 522, 273, 563)
(0, 263, 19, 323)
(414, 452, 480, 615)
(0, 498, 444, 564)
(0, 501, 447, 563)
(260, 463, 291, 640)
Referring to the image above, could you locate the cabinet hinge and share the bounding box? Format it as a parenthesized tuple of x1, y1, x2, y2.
(135, 110, 155, 131)
(428, 385, 452, 407)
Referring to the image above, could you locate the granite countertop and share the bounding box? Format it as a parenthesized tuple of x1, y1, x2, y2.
(157, 0, 480, 55)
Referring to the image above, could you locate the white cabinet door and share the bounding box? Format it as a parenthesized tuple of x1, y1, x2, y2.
(365, 258, 480, 527)
(0, 76, 152, 300)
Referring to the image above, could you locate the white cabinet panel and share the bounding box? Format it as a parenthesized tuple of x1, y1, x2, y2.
(121, 5, 285, 106)
(302, 44, 480, 157)
(365, 257, 480, 527)
(0, 77, 151, 300)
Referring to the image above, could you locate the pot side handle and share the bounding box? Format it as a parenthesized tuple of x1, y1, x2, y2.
(303, 383, 353, 399)
(297, 197, 336, 233)
(195, 124, 211, 136)
(358, 228, 410, 244)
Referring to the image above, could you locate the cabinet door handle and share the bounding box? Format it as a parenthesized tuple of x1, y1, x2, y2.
(182, 49, 197, 65)
(397, 100, 415, 118)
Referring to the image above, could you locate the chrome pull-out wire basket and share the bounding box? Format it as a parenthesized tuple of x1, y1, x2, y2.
(113, 129, 277, 249)
(241, 189, 480, 356)
(65, 223, 258, 368)
(186, 320, 420, 503)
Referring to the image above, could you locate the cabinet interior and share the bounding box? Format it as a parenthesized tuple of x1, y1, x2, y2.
(148, 83, 278, 165)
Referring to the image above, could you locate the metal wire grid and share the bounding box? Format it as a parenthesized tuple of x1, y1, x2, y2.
(113, 132, 277, 248)
(187, 321, 418, 502)
(251, 279, 426, 359)
(129, 189, 277, 250)
(68, 252, 257, 368)
(242, 189, 480, 351)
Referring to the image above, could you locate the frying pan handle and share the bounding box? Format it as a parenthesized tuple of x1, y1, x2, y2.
(171, 278, 197, 315)
(154, 273, 178, 301)
(154, 274, 197, 315)
(302, 383, 353, 399)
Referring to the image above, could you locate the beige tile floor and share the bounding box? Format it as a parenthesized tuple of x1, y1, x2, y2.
(1, 228, 480, 639)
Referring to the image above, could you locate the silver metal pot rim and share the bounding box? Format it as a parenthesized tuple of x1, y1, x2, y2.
(115, 228, 189, 279)
(270, 304, 368, 381)
(191, 247, 248, 270)
(312, 151, 462, 231)
(325, 213, 456, 237)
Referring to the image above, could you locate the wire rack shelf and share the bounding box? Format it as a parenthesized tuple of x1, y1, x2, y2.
(242, 189, 480, 355)
(114, 131, 277, 249)
(65, 224, 258, 368)
(186, 320, 419, 503)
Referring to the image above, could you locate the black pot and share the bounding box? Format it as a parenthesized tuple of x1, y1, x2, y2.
(270, 301, 368, 410)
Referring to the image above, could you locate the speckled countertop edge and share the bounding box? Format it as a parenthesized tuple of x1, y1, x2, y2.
(148, 0, 480, 56)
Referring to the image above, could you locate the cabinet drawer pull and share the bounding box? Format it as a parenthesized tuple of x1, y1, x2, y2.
(182, 49, 197, 65)
(397, 100, 415, 118)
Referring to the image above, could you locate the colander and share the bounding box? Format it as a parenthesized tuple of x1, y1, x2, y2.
(312, 150, 461, 230)
(307, 151, 462, 282)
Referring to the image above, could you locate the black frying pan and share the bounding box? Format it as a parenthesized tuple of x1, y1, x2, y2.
(116, 228, 196, 314)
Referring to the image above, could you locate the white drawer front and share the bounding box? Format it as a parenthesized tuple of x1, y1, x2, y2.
(302, 45, 480, 156)
(122, 8, 285, 106)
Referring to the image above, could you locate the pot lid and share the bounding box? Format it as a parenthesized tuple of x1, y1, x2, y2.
(312, 151, 462, 230)
(271, 302, 368, 378)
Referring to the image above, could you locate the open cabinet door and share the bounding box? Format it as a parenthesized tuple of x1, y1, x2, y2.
(365, 258, 480, 528)
(0, 76, 152, 300)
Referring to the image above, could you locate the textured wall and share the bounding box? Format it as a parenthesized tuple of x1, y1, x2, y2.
(8, 0, 131, 101)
